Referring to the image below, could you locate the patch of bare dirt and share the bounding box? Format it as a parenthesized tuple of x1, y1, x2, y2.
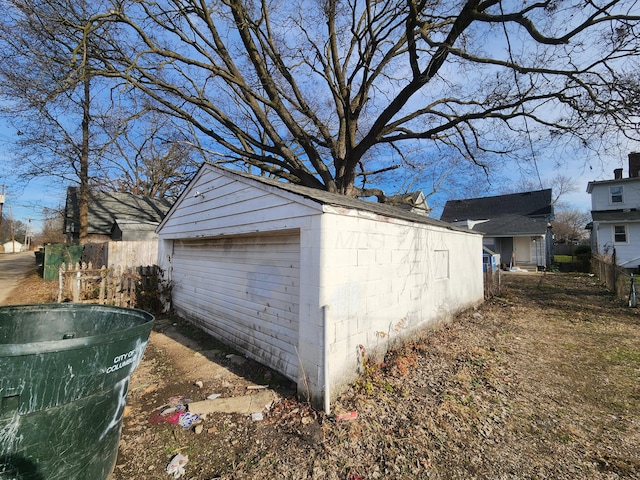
(5, 271, 640, 479)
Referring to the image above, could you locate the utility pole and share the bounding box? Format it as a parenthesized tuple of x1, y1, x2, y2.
(9, 206, 15, 253)
(0, 184, 4, 240)
(24, 218, 31, 251)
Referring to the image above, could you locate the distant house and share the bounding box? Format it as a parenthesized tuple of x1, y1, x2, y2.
(440, 189, 554, 270)
(378, 191, 431, 216)
(64, 187, 172, 244)
(2, 240, 23, 253)
(587, 152, 640, 270)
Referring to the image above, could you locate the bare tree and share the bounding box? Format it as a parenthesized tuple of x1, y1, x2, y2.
(95, 108, 204, 200)
(552, 208, 591, 243)
(0, 0, 120, 243)
(512, 174, 579, 207)
(0, 0, 205, 241)
(37, 207, 67, 244)
(93, 0, 640, 200)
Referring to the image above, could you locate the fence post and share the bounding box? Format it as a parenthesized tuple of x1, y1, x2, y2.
(72, 270, 80, 302)
(612, 249, 617, 291)
(99, 266, 107, 304)
(58, 265, 64, 303)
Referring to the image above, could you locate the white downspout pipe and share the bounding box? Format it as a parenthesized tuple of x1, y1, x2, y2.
(322, 304, 330, 415)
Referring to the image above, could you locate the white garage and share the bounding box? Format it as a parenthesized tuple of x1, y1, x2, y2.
(171, 233, 300, 380)
(157, 163, 484, 408)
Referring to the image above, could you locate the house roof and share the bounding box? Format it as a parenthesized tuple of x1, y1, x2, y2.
(591, 209, 640, 222)
(440, 189, 553, 222)
(65, 187, 172, 235)
(163, 164, 476, 234)
(112, 219, 161, 233)
(468, 214, 551, 236)
(586, 176, 640, 193)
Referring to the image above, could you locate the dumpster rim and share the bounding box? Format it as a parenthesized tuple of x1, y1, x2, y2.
(0, 303, 154, 357)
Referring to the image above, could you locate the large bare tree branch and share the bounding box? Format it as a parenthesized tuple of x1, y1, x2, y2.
(70, 0, 640, 201)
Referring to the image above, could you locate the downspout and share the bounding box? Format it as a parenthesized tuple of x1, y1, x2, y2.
(322, 304, 330, 415)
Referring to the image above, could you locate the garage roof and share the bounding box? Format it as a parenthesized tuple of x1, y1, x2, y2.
(205, 164, 476, 234)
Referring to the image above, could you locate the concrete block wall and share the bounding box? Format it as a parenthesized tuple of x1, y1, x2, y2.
(296, 217, 324, 404)
(318, 207, 483, 400)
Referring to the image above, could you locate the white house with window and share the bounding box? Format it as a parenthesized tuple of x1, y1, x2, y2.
(587, 152, 640, 270)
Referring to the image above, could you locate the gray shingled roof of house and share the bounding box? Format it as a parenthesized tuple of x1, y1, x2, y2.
(112, 219, 161, 232)
(591, 210, 640, 222)
(440, 189, 553, 222)
(469, 214, 551, 236)
(65, 187, 172, 235)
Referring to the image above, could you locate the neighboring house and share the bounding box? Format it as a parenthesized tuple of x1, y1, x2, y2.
(64, 187, 172, 244)
(373, 191, 431, 216)
(156, 163, 484, 408)
(587, 152, 640, 270)
(440, 189, 554, 270)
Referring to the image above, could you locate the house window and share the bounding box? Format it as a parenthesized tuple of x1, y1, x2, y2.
(610, 186, 623, 204)
(434, 250, 450, 280)
(614, 225, 627, 243)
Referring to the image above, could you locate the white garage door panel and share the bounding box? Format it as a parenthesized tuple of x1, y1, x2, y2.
(172, 232, 300, 380)
(172, 258, 300, 310)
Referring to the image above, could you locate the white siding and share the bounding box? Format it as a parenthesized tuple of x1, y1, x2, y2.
(589, 180, 640, 212)
(159, 168, 320, 238)
(171, 232, 300, 380)
(592, 221, 640, 267)
(589, 178, 640, 266)
(529, 236, 546, 266)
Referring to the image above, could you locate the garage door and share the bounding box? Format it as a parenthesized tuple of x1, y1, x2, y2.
(171, 231, 300, 380)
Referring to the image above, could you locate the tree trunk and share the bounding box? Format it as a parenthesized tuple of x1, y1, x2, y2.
(79, 76, 90, 245)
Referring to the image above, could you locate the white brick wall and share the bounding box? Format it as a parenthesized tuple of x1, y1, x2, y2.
(315, 207, 483, 400)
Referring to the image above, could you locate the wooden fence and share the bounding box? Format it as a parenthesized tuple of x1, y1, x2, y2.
(81, 240, 159, 269)
(58, 262, 164, 311)
(591, 254, 634, 306)
(483, 268, 502, 298)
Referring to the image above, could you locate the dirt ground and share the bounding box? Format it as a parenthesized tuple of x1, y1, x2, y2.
(3, 267, 640, 479)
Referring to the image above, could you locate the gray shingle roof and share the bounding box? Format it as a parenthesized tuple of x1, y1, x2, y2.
(591, 210, 640, 222)
(469, 214, 551, 236)
(112, 219, 161, 232)
(440, 189, 553, 222)
(65, 187, 172, 235)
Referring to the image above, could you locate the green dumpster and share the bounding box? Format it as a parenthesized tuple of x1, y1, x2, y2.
(0, 304, 154, 480)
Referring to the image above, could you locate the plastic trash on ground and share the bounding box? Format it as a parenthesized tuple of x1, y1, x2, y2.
(166, 453, 189, 478)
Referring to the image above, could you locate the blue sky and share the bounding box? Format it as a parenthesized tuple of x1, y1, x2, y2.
(1, 120, 637, 234)
(0, 136, 631, 233)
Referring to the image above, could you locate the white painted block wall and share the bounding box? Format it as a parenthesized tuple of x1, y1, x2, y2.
(298, 206, 484, 403)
